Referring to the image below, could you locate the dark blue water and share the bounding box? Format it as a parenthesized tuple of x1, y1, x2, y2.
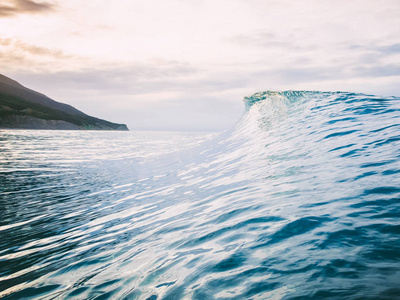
(1, 91, 400, 299)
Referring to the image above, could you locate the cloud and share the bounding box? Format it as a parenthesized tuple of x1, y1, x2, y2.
(227, 31, 302, 50)
(0, 0, 54, 17)
(0, 38, 66, 57)
(15, 41, 66, 58)
(378, 44, 400, 55)
(0, 38, 13, 46)
(0, 38, 73, 73)
(349, 43, 400, 55)
(10, 62, 199, 95)
(351, 65, 400, 78)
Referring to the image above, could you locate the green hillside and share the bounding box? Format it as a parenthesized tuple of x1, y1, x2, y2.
(0, 74, 128, 130)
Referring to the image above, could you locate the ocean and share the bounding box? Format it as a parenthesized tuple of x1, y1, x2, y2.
(1, 91, 400, 299)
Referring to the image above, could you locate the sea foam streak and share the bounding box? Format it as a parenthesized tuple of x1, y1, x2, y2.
(1, 91, 400, 299)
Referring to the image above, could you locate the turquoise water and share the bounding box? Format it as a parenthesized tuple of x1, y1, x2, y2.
(1, 91, 400, 299)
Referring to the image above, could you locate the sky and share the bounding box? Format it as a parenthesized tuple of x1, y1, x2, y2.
(0, 0, 399, 131)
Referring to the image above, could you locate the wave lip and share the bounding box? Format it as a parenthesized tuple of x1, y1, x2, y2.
(243, 90, 332, 108)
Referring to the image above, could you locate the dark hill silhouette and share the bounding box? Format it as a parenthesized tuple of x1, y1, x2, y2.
(0, 74, 129, 130)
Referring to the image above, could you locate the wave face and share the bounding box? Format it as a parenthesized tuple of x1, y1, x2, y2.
(1, 91, 400, 299)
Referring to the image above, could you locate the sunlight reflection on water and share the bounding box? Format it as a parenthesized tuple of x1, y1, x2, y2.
(1, 91, 400, 299)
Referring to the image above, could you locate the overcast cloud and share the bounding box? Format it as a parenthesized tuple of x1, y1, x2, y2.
(0, 0, 399, 130)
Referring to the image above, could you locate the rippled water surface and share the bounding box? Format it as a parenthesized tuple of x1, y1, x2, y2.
(1, 91, 400, 299)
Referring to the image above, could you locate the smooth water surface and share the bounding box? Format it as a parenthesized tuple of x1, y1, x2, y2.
(1, 91, 400, 299)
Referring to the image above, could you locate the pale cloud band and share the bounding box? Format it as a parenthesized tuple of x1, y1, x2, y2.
(0, 0, 54, 17)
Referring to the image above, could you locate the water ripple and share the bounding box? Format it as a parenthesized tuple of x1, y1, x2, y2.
(1, 92, 400, 299)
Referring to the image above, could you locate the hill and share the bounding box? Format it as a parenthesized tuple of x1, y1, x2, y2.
(0, 74, 129, 130)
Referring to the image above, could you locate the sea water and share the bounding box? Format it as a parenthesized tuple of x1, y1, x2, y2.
(1, 91, 400, 299)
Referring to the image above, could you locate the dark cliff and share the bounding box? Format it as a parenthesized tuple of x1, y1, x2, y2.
(0, 74, 129, 131)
